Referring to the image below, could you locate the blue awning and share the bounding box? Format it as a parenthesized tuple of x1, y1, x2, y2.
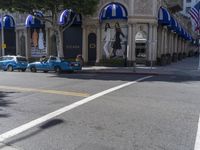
(0, 15, 15, 29)
(180, 27, 185, 38)
(58, 9, 82, 25)
(25, 11, 44, 28)
(168, 16, 177, 31)
(100, 2, 128, 21)
(158, 7, 171, 25)
(176, 23, 182, 36)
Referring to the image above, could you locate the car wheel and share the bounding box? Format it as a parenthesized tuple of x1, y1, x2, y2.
(67, 70, 74, 73)
(54, 66, 61, 73)
(7, 65, 13, 72)
(30, 66, 37, 72)
(21, 69, 26, 72)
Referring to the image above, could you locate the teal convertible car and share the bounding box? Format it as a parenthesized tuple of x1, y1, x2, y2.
(28, 56, 82, 73)
(0, 55, 28, 72)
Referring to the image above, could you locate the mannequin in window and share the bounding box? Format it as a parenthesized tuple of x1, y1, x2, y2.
(103, 23, 111, 59)
(32, 29, 38, 48)
(38, 29, 45, 50)
(111, 22, 125, 58)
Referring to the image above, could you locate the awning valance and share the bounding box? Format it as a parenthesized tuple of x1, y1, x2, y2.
(99, 2, 128, 21)
(168, 16, 177, 31)
(158, 7, 171, 25)
(25, 11, 44, 28)
(58, 9, 82, 25)
(0, 15, 15, 29)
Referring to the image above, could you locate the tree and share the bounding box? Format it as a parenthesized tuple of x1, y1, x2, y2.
(0, 0, 99, 57)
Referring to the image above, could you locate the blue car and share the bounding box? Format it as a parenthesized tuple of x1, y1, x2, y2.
(28, 56, 82, 73)
(0, 55, 28, 72)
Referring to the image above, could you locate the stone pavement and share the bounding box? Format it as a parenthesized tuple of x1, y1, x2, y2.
(82, 56, 200, 76)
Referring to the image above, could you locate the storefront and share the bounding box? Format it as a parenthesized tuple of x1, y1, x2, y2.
(2, 0, 195, 67)
(59, 10, 83, 59)
(0, 15, 16, 56)
(81, 1, 157, 66)
(25, 12, 46, 58)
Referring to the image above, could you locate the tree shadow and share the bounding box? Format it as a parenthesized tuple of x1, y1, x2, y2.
(0, 91, 16, 118)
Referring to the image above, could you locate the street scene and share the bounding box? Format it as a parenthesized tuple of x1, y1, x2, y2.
(1, 0, 200, 150)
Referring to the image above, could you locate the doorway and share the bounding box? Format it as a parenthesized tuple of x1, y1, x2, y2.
(135, 31, 147, 64)
(88, 33, 97, 65)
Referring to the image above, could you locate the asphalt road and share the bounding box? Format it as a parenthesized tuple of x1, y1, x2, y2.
(0, 71, 200, 150)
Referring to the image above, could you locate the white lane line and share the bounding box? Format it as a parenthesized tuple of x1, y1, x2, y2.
(194, 115, 200, 150)
(0, 76, 152, 142)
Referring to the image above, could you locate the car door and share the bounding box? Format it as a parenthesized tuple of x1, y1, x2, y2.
(48, 57, 57, 71)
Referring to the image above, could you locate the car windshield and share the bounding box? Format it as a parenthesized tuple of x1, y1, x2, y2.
(3, 56, 14, 60)
(17, 57, 27, 62)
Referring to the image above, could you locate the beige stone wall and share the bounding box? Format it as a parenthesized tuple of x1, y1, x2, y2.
(133, 0, 153, 16)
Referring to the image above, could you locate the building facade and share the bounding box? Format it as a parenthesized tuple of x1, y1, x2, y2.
(181, 0, 199, 17)
(0, 0, 196, 66)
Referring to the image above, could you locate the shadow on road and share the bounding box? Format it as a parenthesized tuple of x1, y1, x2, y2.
(48, 72, 200, 83)
(0, 91, 16, 118)
(2, 119, 64, 148)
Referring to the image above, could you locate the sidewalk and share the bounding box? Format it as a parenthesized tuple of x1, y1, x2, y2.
(82, 57, 200, 76)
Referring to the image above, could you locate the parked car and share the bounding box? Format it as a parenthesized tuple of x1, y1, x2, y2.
(28, 56, 82, 73)
(0, 55, 28, 72)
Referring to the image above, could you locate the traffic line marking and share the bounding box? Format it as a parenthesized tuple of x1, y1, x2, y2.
(194, 115, 200, 150)
(0, 76, 153, 142)
(0, 86, 89, 97)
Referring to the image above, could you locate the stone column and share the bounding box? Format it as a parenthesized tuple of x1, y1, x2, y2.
(157, 26, 161, 59)
(171, 33, 174, 55)
(152, 24, 157, 62)
(147, 24, 153, 62)
(164, 28, 168, 55)
(45, 28, 49, 56)
(96, 25, 101, 63)
(132, 23, 136, 63)
(161, 27, 165, 55)
(175, 34, 178, 53)
(127, 23, 133, 64)
(82, 25, 87, 62)
(16, 29, 19, 55)
(25, 28, 31, 59)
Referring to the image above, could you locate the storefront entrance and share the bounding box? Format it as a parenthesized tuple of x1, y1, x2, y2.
(63, 25, 82, 59)
(88, 33, 97, 65)
(135, 31, 147, 64)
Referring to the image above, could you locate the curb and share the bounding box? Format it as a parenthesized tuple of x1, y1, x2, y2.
(79, 70, 160, 76)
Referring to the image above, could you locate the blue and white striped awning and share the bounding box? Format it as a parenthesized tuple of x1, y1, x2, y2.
(0, 15, 15, 29)
(158, 7, 171, 25)
(168, 16, 178, 31)
(25, 11, 44, 28)
(58, 9, 82, 25)
(100, 2, 128, 21)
